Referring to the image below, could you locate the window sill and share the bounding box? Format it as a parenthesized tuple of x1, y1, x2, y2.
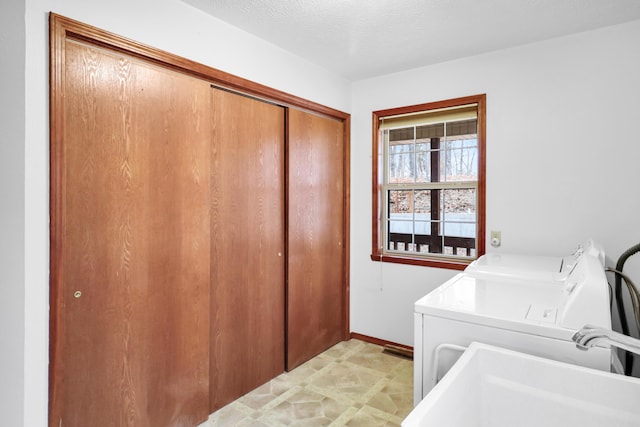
(370, 253, 470, 271)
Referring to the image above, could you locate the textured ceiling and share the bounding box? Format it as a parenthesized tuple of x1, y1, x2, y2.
(183, 0, 640, 81)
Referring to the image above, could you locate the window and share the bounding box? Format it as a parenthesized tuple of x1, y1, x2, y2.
(371, 94, 486, 270)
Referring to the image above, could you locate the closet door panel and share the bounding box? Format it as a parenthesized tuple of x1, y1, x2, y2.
(54, 40, 211, 427)
(287, 109, 346, 370)
(210, 88, 286, 411)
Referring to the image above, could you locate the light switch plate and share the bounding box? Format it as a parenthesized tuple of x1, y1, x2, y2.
(490, 230, 501, 247)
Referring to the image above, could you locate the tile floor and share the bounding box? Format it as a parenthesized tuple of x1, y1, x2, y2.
(197, 339, 414, 427)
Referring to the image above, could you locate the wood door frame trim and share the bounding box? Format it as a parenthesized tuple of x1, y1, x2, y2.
(48, 13, 66, 427)
(49, 13, 350, 122)
(342, 115, 351, 341)
(49, 12, 351, 426)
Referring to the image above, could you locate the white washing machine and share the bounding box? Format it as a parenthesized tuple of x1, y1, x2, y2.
(413, 251, 611, 405)
(465, 238, 605, 282)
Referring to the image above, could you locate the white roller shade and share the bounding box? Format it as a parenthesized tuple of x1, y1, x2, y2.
(380, 104, 477, 130)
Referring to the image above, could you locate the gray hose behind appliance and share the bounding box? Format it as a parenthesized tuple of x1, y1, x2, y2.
(614, 242, 640, 375)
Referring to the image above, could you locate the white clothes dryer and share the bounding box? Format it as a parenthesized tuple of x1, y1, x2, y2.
(464, 238, 605, 282)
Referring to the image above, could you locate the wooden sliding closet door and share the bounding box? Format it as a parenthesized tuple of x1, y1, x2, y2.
(286, 109, 347, 370)
(50, 39, 211, 427)
(209, 88, 286, 411)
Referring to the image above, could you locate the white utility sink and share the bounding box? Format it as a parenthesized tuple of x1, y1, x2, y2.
(403, 342, 640, 427)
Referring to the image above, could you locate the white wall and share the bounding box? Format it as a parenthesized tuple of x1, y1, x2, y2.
(11, 2, 640, 425)
(0, 0, 26, 426)
(350, 20, 640, 347)
(18, 1, 351, 426)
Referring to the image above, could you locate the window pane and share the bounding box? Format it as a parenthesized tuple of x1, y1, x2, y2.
(414, 190, 431, 214)
(417, 123, 444, 139)
(442, 188, 476, 238)
(388, 189, 412, 214)
(442, 136, 478, 182)
(415, 190, 431, 237)
(388, 138, 415, 183)
(415, 139, 431, 183)
(388, 219, 413, 235)
(388, 216, 413, 252)
(388, 190, 413, 253)
(389, 127, 415, 142)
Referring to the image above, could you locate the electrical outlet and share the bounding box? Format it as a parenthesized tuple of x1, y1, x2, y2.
(490, 230, 501, 247)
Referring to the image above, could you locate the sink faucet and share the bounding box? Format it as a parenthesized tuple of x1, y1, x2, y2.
(572, 324, 640, 356)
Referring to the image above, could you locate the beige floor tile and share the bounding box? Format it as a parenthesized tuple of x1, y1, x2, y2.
(388, 359, 413, 385)
(236, 419, 273, 427)
(238, 376, 294, 410)
(342, 406, 403, 427)
(364, 378, 414, 417)
(204, 401, 254, 427)
(346, 345, 406, 374)
(258, 389, 352, 426)
(308, 361, 387, 403)
(283, 354, 335, 384)
(321, 340, 365, 360)
(199, 339, 414, 427)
